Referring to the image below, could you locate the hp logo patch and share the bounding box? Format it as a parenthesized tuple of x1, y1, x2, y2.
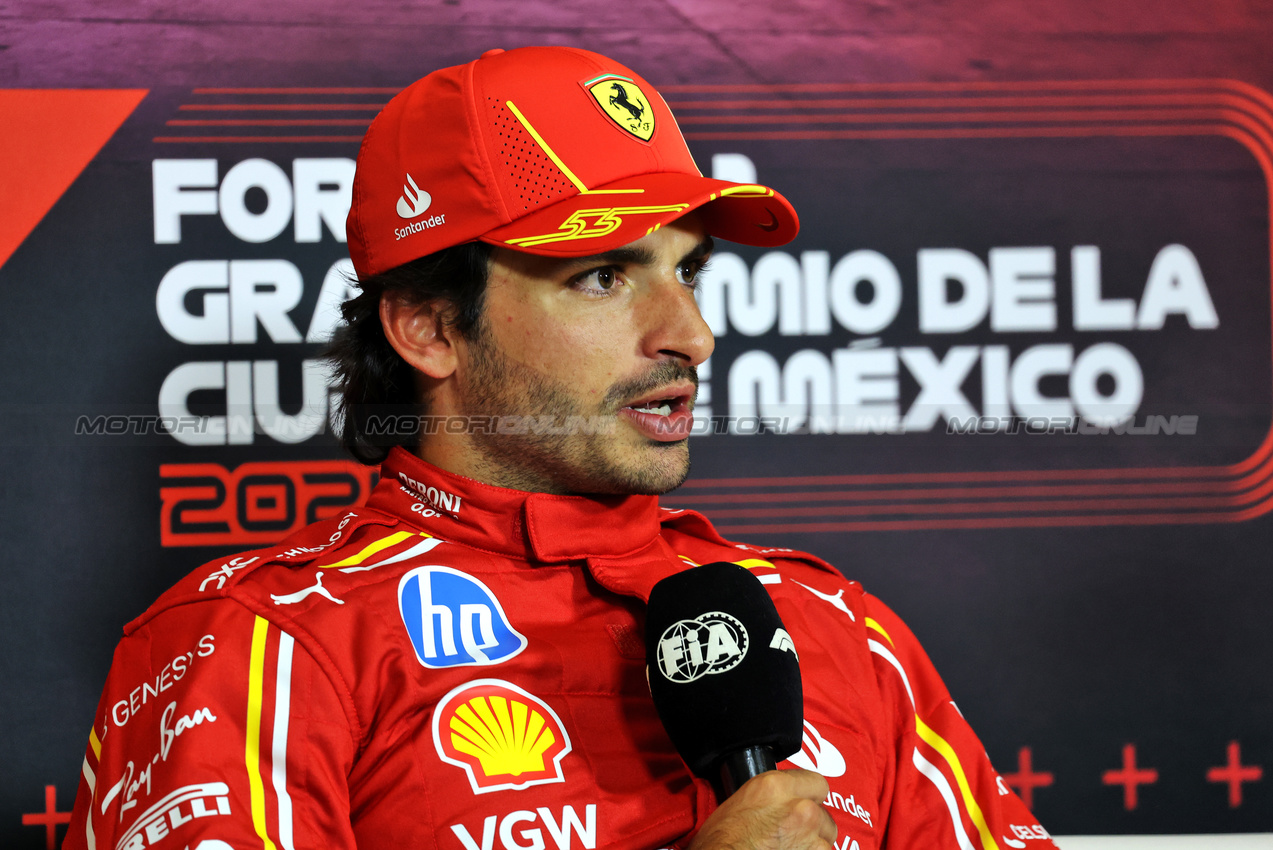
(655, 611, 748, 683)
(398, 566, 527, 668)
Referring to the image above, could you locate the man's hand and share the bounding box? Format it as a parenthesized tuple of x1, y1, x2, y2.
(689, 769, 837, 850)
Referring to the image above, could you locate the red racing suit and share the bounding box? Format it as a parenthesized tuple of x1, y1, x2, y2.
(67, 448, 1053, 850)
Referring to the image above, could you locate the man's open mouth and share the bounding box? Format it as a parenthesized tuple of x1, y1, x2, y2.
(627, 399, 677, 416)
(622, 385, 695, 417)
(619, 384, 697, 441)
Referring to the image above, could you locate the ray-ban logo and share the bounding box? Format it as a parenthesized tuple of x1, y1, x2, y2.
(396, 173, 432, 218)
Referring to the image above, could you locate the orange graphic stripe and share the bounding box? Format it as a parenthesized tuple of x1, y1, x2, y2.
(0, 89, 147, 271)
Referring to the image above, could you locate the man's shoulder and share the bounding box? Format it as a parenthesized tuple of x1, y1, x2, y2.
(124, 506, 409, 637)
(656, 505, 850, 583)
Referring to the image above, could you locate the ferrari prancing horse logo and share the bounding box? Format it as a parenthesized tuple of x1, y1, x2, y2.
(587, 76, 655, 141)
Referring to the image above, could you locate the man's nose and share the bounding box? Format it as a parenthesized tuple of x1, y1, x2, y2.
(640, 276, 715, 366)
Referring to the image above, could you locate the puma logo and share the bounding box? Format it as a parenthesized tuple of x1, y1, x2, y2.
(792, 580, 856, 621)
(270, 571, 345, 606)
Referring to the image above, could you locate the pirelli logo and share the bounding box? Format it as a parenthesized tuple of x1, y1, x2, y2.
(115, 782, 230, 850)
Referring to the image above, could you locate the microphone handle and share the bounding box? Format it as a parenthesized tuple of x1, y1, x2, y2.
(717, 745, 778, 798)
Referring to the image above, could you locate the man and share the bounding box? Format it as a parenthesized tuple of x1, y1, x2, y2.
(67, 47, 1052, 850)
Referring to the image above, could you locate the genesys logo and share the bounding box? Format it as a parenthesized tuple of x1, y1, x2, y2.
(433, 679, 572, 794)
(654, 611, 748, 683)
(451, 805, 597, 850)
(399, 566, 527, 668)
(111, 634, 216, 728)
(114, 781, 230, 850)
(160, 460, 378, 548)
(397, 173, 432, 218)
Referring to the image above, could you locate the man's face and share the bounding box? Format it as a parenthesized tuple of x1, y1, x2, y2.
(449, 213, 715, 495)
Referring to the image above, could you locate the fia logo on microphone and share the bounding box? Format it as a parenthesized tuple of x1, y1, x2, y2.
(655, 611, 749, 682)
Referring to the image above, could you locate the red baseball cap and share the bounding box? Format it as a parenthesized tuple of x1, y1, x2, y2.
(346, 46, 799, 278)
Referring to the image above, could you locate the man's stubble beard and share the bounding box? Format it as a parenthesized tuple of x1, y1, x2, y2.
(457, 320, 697, 496)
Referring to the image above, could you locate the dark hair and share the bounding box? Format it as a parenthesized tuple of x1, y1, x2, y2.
(326, 242, 493, 464)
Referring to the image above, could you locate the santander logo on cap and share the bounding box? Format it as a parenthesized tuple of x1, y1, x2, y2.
(396, 173, 432, 218)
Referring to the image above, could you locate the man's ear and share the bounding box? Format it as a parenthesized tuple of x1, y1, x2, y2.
(379, 293, 459, 380)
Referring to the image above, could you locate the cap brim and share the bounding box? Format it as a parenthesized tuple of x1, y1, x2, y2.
(480, 172, 799, 257)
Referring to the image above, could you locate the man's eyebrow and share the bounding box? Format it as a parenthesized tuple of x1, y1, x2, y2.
(561, 245, 658, 272)
(681, 235, 715, 264)
(559, 236, 715, 273)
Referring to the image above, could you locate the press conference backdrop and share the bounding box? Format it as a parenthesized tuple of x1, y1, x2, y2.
(3, 2, 1271, 847)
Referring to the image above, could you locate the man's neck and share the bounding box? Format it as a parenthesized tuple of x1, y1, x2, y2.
(414, 438, 577, 496)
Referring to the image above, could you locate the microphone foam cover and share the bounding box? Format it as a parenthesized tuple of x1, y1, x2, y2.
(644, 562, 803, 777)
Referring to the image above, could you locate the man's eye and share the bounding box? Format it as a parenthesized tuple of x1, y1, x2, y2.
(677, 257, 711, 287)
(576, 267, 619, 293)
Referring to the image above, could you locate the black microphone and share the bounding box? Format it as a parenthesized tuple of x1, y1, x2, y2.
(644, 561, 803, 798)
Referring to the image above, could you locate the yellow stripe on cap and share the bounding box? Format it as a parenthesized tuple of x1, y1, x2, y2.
(718, 184, 773, 197)
(246, 616, 279, 850)
(505, 100, 588, 193)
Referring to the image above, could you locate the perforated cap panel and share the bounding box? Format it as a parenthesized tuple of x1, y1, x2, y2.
(488, 98, 574, 212)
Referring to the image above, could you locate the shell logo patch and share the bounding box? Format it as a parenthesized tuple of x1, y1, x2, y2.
(432, 678, 573, 794)
(585, 74, 655, 141)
